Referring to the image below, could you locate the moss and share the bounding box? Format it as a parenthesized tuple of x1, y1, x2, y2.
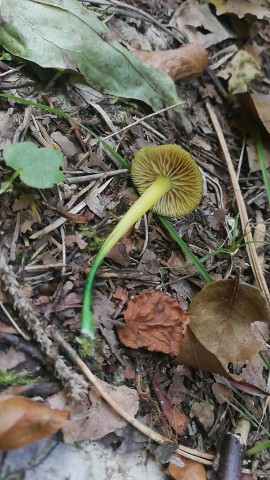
(0, 369, 36, 387)
(81, 229, 106, 251)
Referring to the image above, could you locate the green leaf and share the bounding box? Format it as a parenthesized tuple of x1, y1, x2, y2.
(3, 142, 64, 188)
(0, 0, 184, 113)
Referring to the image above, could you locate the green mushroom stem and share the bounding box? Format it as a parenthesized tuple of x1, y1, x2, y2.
(81, 175, 171, 338)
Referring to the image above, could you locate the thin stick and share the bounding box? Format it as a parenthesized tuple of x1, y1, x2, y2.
(0, 301, 30, 340)
(206, 102, 270, 306)
(102, 101, 184, 141)
(51, 328, 214, 465)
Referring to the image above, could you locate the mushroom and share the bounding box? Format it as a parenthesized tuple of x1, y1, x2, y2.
(82, 144, 203, 339)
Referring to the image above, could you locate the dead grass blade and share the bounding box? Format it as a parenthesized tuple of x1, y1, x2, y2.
(206, 102, 270, 307)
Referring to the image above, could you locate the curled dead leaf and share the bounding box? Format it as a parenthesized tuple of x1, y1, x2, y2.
(151, 373, 188, 436)
(133, 44, 208, 81)
(176, 279, 270, 377)
(118, 291, 190, 356)
(0, 395, 69, 450)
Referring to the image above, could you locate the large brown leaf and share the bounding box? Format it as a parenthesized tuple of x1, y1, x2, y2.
(176, 280, 270, 376)
(118, 291, 190, 356)
(0, 396, 69, 450)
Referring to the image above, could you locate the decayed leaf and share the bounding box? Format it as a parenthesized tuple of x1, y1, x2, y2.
(250, 92, 270, 134)
(207, 0, 270, 20)
(218, 50, 261, 94)
(168, 456, 207, 480)
(0, 395, 69, 450)
(49, 381, 139, 442)
(176, 280, 270, 377)
(0, 0, 184, 114)
(169, 1, 235, 48)
(151, 373, 188, 436)
(118, 292, 190, 356)
(133, 44, 208, 81)
(190, 401, 214, 431)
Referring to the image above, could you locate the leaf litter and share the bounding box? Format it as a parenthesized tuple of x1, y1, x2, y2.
(0, 0, 270, 478)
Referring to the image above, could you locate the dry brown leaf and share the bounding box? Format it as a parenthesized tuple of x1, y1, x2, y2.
(106, 241, 131, 267)
(49, 381, 139, 442)
(118, 291, 190, 356)
(65, 232, 88, 250)
(250, 92, 270, 134)
(152, 373, 188, 436)
(0, 395, 69, 450)
(138, 249, 160, 275)
(208, 0, 270, 20)
(169, 1, 234, 47)
(12, 193, 34, 212)
(168, 456, 207, 480)
(133, 44, 208, 81)
(176, 279, 270, 376)
(189, 401, 214, 431)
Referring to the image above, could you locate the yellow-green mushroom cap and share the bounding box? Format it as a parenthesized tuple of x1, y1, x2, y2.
(131, 145, 203, 217)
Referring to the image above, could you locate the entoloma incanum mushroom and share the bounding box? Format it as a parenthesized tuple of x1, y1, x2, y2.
(81, 144, 203, 339)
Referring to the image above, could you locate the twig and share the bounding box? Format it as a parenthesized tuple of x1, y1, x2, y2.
(206, 102, 270, 306)
(0, 301, 30, 340)
(65, 168, 128, 184)
(0, 251, 89, 402)
(51, 327, 214, 465)
(101, 101, 184, 141)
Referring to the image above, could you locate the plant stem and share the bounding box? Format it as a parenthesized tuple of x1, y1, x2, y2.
(81, 175, 171, 337)
(0, 170, 20, 195)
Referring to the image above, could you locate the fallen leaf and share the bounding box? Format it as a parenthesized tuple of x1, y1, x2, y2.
(218, 50, 261, 94)
(0, 348, 26, 373)
(0, 395, 68, 450)
(169, 1, 235, 48)
(168, 456, 207, 480)
(12, 194, 35, 212)
(88, 381, 139, 440)
(50, 132, 77, 157)
(168, 366, 188, 407)
(211, 382, 234, 404)
(190, 401, 214, 430)
(85, 193, 105, 218)
(118, 291, 190, 356)
(0, 0, 185, 115)
(19, 209, 40, 233)
(208, 0, 270, 20)
(0, 111, 17, 149)
(152, 373, 188, 435)
(209, 208, 226, 230)
(49, 381, 139, 442)
(106, 241, 131, 267)
(138, 249, 160, 275)
(176, 279, 270, 376)
(133, 43, 208, 81)
(65, 232, 88, 250)
(250, 92, 270, 134)
(48, 205, 88, 224)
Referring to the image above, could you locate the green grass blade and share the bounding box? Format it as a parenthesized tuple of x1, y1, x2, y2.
(256, 129, 270, 205)
(158, 217, 213, 283)
(245, 440, 270, 456)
